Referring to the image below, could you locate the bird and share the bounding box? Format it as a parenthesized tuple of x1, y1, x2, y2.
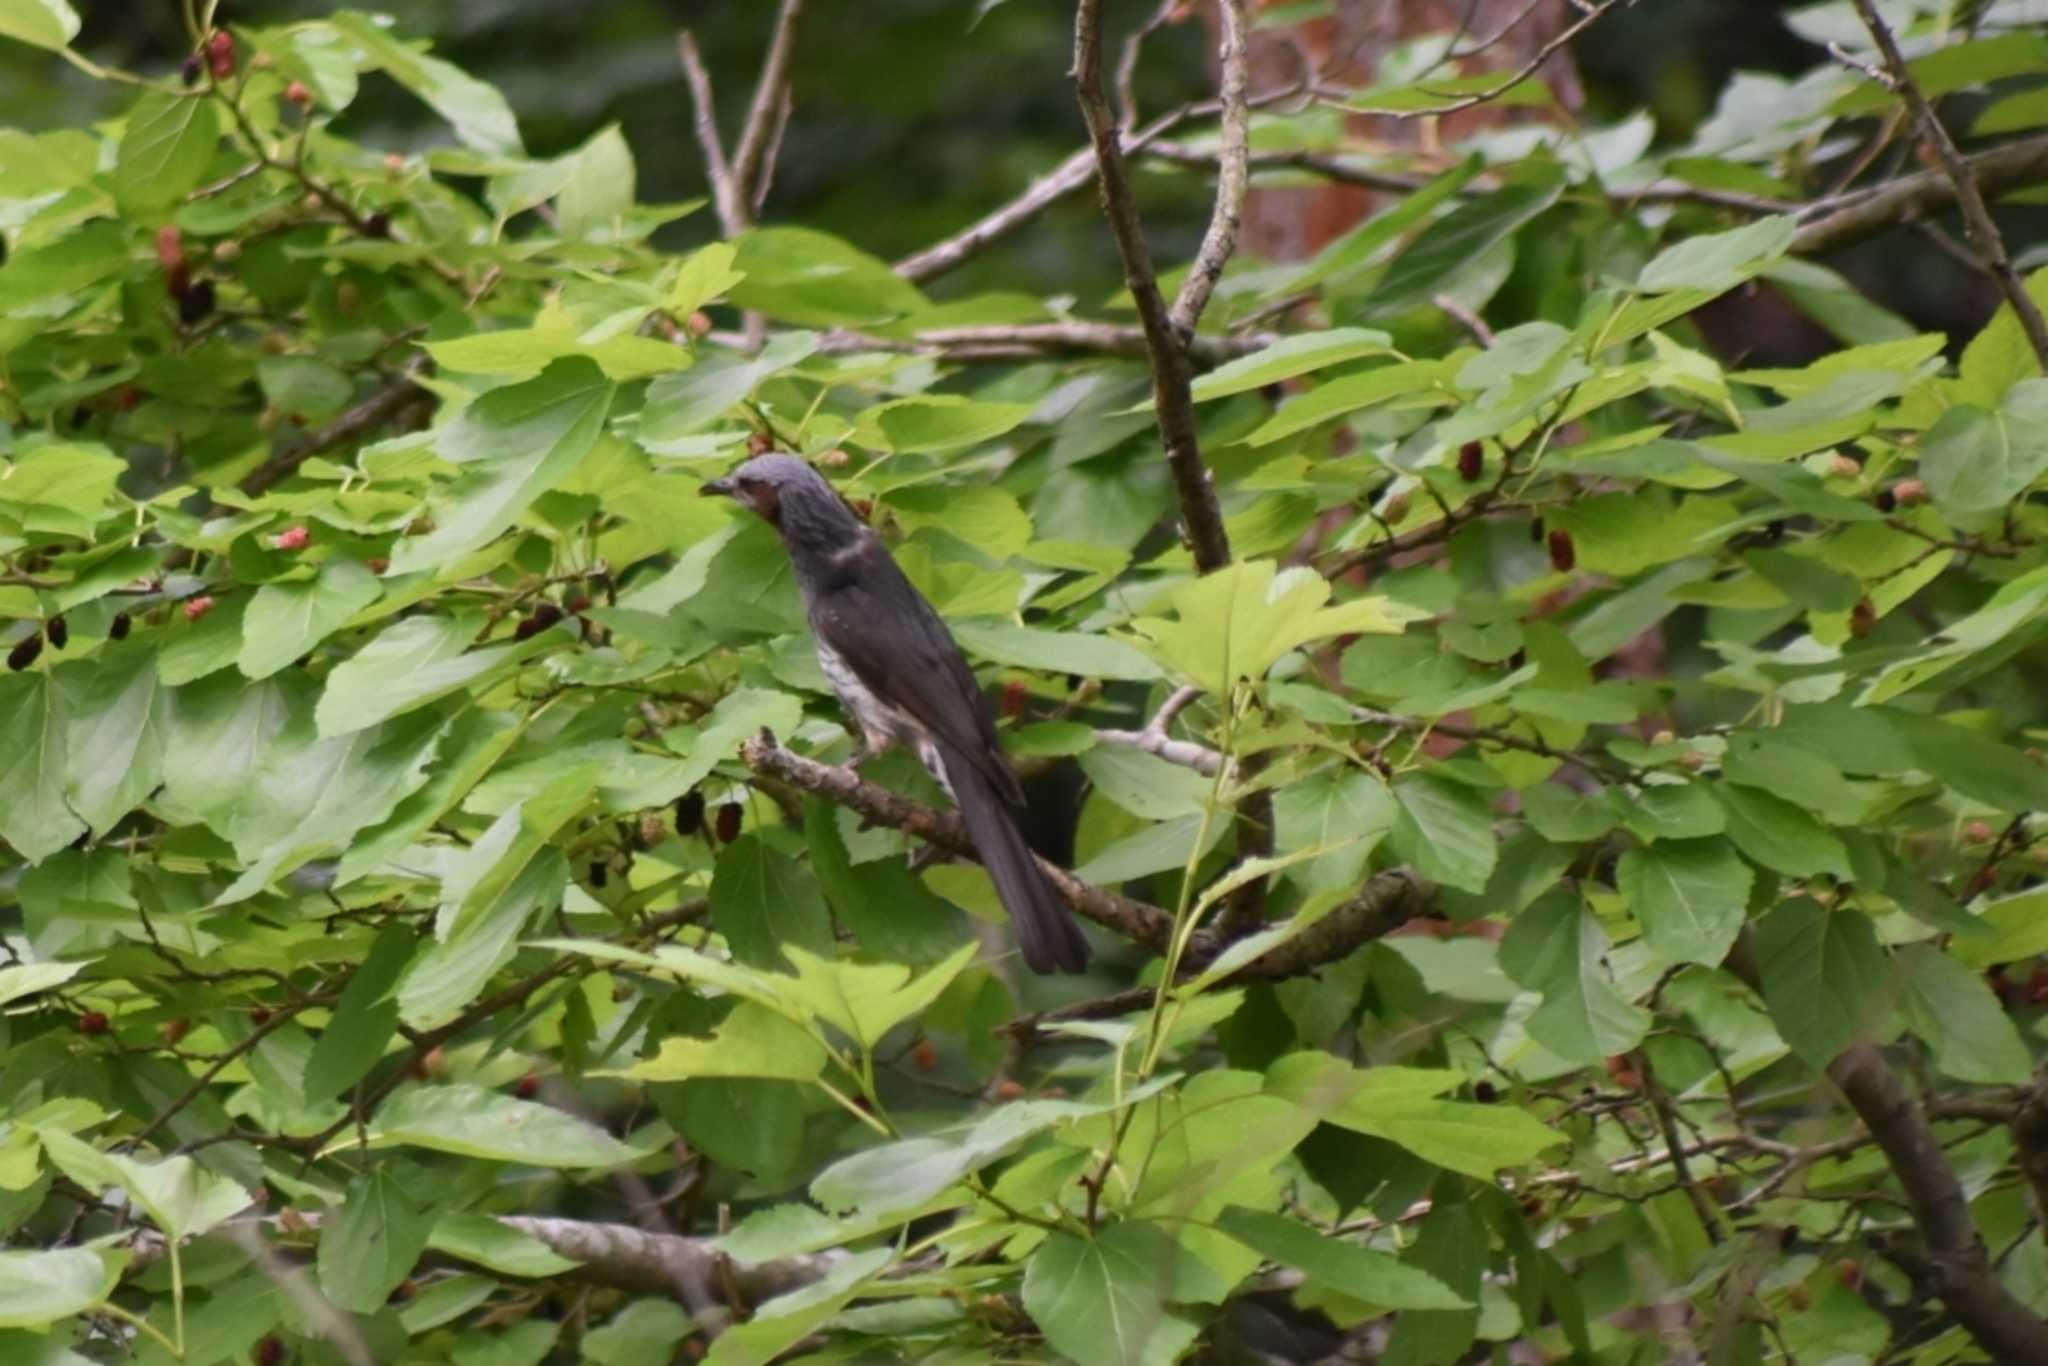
(702, 453, 1091, 974)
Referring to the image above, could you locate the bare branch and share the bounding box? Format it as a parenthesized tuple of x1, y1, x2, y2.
(1004, 868, 1435, 1038)
(1369, 0, 1617, 122)
(1168, 0, 1249, 334)
(1434, 291, 1497, 348)
(240, 358, 431, 496)
(729, 0, 807, 221)
(757, 321, 1275, 368)
(675, 32, 741, 238)
(739, 731, 1175, 953)
(1114, 0, 1179, 130)
(1847, 0, 2048, 369)
(1074, 0, 1233, 575)
(1791, 134, 2048, 257)
(1827, 1042, 2048, 1361)
(1096, 685, 1222, 775)
(894, 145, 1103, 285)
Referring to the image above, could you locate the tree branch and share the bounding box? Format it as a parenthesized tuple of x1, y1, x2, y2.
(2012, 1063, 2048, 1230)
(1168, 0, 1249, 334)
(1825, 1042, 2048, 1361)
(675, 33, 739, 238)
(1074, 0, 1232, 575)
(738, 731, 1175, 953)
(784, 321, 1275, 368)
(1846, 0, 2048, 369)
(1003, 868, 1435, 1038)
(240, 361, 430, 496)
(1790, 133, 2048, 258)
(728, 0, 806, 223)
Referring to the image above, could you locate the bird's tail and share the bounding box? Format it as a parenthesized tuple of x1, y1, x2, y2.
(937, 743, 1091, 974)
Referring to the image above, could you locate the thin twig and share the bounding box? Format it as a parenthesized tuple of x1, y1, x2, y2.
(1074, 0, 1233, 575)
(728, 0, 807, 221)
(676, 33, 740, 238)
(1366, 0, 1617, 122)
(1434, 292, 1497, 347)
(1169, 0, 1251, 335)
(1847, 0, 2048, 369)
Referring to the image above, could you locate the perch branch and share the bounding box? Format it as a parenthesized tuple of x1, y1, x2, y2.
(739, 732, 1175, 953)
(729, 0, 807, 223)
(1790, 133, 2048, 258)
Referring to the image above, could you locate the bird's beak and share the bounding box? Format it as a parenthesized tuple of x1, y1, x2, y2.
(701, 476, 733, 498)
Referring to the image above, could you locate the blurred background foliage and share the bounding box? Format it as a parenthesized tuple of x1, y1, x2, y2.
(2, 0, 1827, 303)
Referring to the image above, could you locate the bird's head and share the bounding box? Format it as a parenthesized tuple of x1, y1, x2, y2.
(700, 452, 824, 528)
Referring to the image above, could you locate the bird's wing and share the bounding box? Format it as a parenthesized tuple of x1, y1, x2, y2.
(808, 534, 1022, 805)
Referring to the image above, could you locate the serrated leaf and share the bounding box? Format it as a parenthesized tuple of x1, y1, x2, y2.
(238, 558, 381, 679)
(1022, 1224, 1199, 1366)
(1754, 899, 1890, 1068)
(1128, 559, 1422, 694)
(1898, 944, 2030, 1085)
(317, 1169, 432, 1314)
(614, 1002, 828, 1082)
(1389, 774, 1496, 893)
(1616, 838, 1752, 966)
(113, 93, 221, 211)
(1498, 891, 1650, 1063)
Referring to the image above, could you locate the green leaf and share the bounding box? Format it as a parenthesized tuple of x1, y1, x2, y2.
(238, 558, 381, 679)
(0, 960, 83, 1008)
(615, 1002, 829, 1082)
(338, 1083, 639, 1167)
(710, 835, 836, 970)
(316, 613, 562, 737)
(1021, 1224, 1199, 1366)
(1897, 945, 2030, 1085)
(388, 358, 614, 575)
(853, 396, 1033, 454)
(1214, 1206, 1468, 1309)
(802, 800, 965, 964)
(1616, 839, 1752, 966)
(399, 851, 564, 1030)
(812, 1080, 1172, 1218)
(1713, 783, 1851, 879)
(330, 12, 523, 155)
(430, 1214, 581, 1277)
(317, 1169, 433, 1314)
(780, 941, 980, 1052)
(35, 1129, 250, 1239)
(1187, 329, 1392, 402)
(0, 672, 85, 861)
(705, 1247, 892, 1366)
(1265, 1054, 1558, 1177)
(667, 241, 746, 317)
(443, 762, 597, 940)
(1389, 774, 1496, 893)
(1273, 768, 1396, 893)
(950, 621, 1162, 681)
(729, 226, 929, 327)
(0, 443, 124, 537)
(58, 643, 169, 836)
(665, 686, 805, 795)
(1498, 891, 1650, 1064)
(0, 1249, 113, 1330)
(113, 93, 221, 212)
(1368, 176, 1564, 317)
(304, 923, 417, 1100)
(1753, 899, 1890, 1068)
(1129, 559, 1422, 694)
(1636, 215, 1796, 294)
(638, 331, 818, 444)
(1243, 358, 1454, 446)
(1917, 380, 2048, 517)
(1860, 564, 2048, 704)
(581, 1299, 692, 1366)
(1953, 889, 2048, 968)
